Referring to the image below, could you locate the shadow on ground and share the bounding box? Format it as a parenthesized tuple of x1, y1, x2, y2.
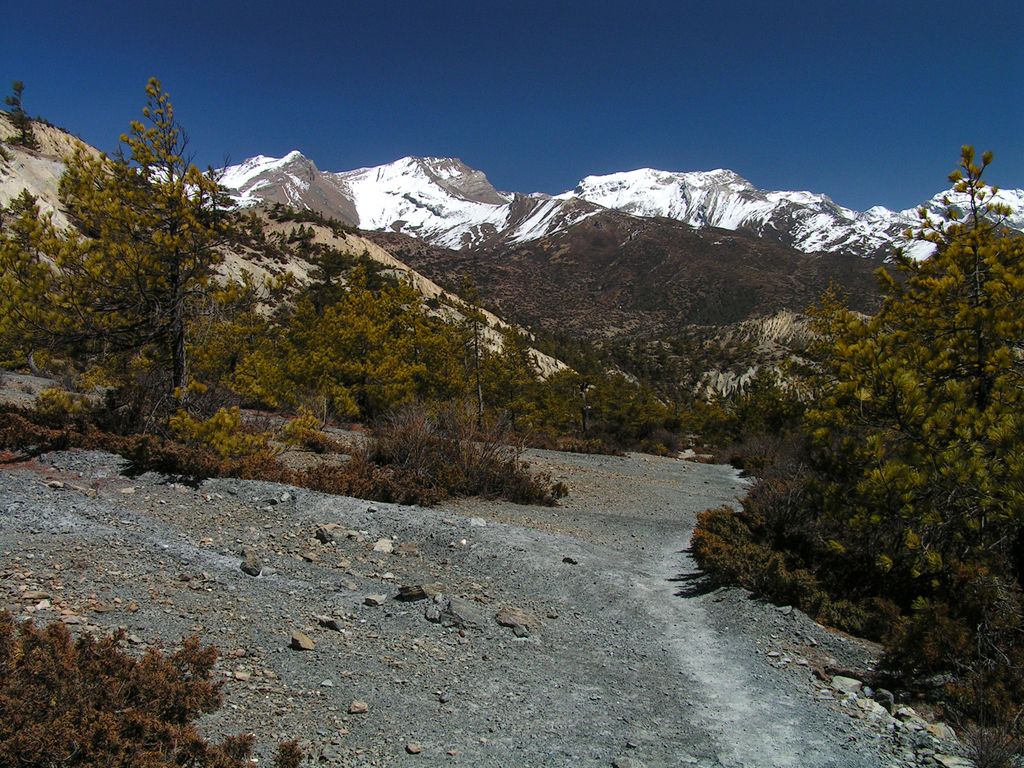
(668, 546, 718, 597)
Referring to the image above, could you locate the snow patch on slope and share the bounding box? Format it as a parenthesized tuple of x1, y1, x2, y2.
(508, 198, 599, 243)
(220, 151, 310, 207)
(571, 168, 922, 256)
(333, 157, 511, 247)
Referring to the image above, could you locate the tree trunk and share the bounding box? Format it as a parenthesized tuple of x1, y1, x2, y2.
(171, 309, 186, 394)
(580, 382, 590, 436)
(169, 249, 187, 396)
(474, 315, 484, 428)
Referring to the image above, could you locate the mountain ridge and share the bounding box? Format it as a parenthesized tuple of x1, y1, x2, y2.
(220, 150, 1024, 259)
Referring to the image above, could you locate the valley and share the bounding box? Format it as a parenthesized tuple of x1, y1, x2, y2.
(1, 86, 1021, 768)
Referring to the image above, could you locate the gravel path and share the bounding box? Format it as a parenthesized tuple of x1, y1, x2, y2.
(0, 446, 959, 767)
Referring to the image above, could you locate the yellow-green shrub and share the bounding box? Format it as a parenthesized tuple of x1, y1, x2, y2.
(34, 387, 88, 418)
(279, 407, 323, 446)
(168, 407, 275, 459)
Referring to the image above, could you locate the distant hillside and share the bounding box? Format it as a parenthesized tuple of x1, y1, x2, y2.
(366, 211, 885, 340)
(17, 109, 1009, 398)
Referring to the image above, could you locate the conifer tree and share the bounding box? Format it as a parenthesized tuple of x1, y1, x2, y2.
(458, 277, 486, 426)
(807, 146, 1024, 594)
(3, 81, 39, 150)
(0, 78, 231, 407)
(0, 191, 67, 368)
(232, 266, 468, 420)
(482, 326, 541, 430)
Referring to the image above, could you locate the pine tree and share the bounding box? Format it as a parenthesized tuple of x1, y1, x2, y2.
(60, 78, 229, 393)
(0, 191, 66, 368)
(0, 78, 231, 405)
(231, 265, 468, 420)
(458, 277, 486, 426)
(482, 326, 540, 430)
(807, 146, 1024, 593)
(3, 81, 40, 150)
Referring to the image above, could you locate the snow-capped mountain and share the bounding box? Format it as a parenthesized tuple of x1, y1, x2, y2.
(219, 152, 1024, 258)
(568, 168, 922, 259)
(221, 152, 600, 249)
(220, 150, 359, 224)
(571, 168, 1024, 260)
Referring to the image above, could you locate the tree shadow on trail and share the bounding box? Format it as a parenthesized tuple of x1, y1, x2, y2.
(668, 546, 718, 598)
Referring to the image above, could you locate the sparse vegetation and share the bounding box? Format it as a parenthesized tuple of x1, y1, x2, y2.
(0, 398, 566, 507)
(169, 406, 277, 460)
(367, 404, 566, 505)
(278, 406, 339, 452)
(267, 202, 359, 237)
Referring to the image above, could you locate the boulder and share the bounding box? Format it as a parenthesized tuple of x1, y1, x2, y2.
(496, 606, 535, 636)
(396, 585, 430, 602)
(830, 675, 863, 694)
(315, 524, 342, 544)
(239, 549, 262, 577)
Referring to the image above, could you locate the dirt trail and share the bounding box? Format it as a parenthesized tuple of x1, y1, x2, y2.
(472, 450, 894, 768)
(0, 447, 916, 767)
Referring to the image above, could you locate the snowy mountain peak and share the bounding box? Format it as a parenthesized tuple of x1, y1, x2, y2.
(220, 150, 310, 189)
(217, 151, 1024, 259)
(571, 167, 764, 227)
(337, 156, 512, 208)
(570, 167, 920, 256)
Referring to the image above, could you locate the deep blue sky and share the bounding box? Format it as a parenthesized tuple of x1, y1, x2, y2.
(5, 0, 1022, 210)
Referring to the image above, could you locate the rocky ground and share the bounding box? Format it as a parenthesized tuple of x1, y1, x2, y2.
(0, 435, 973, 767)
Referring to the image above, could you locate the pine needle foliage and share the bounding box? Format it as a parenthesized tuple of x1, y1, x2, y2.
(0, 78, 231, 402)
(807, 146, 1024, 602)
(694, 147, 1024, 725)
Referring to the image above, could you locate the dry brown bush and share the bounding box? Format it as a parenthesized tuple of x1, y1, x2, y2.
(0, 404, 563, 507)
(0, 611, 301, 768)
(526, 433, 626, 456)
(368, 404, 566, 505)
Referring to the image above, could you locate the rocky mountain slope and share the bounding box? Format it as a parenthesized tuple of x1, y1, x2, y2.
(0, 112, 98, 228)
(367, 211, 885, 339)
(221, 149, 1024, 259)
(222, 153, 602, 250)
(218, 146, 1022, 395)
